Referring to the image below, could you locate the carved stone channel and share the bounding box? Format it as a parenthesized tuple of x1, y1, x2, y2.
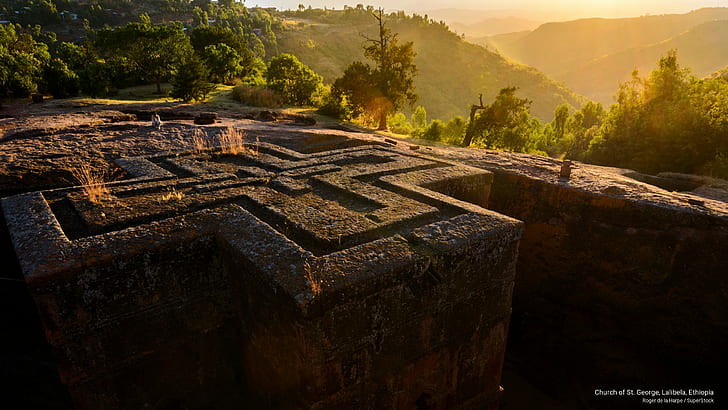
(3, 140, 523, 409)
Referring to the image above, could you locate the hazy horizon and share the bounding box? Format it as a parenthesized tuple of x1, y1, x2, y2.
(247, 0, 727, 20)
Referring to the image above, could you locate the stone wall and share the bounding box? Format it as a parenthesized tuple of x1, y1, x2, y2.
(487, 169, 728, 389)
(3, 138, 522, 409)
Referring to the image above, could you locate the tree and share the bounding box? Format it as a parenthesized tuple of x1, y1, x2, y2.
(170, 54, 215, 102)
(96, 21, 190, 93)
(203, 44, 241, 84)
(584, 50, 725, 175)
(190, 25, 259, 80)
(552, 104, 570, 140)
(443, 116, 467, 143)
(0, 24, 50, 98)
(41, 58, 79, 98)
(335, 8, 417, 130)
(192, 6, 209, 27)
(333, 61, 377, 119)
(19, 0, 61, 26)
(466, 87, 534, 151)
(411, 106, 427, 130)
(78, 60, 116, 97)
(423, 119, 445, 140)
(266, 53, 323, 106)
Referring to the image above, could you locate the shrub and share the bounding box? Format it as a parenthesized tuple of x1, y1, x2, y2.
(231, 85, 283, 107)
(422, 119, 444, 141)
(41, 58, 79, 98)
(266, 53, 323, 106)
(388, 112, 413, 135)
(317, 87, 351, 120)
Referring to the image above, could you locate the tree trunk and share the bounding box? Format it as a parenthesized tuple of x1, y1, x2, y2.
(377, 109, 388, 131)
(461, 94, 486, 147)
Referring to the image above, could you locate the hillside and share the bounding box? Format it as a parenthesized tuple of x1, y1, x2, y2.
(709, 65, 728, 81)
(276, 16, 585, 121)
(562, 20, 728, 104)
(477, 7, 728, 104)
(449, 17, 542, 37)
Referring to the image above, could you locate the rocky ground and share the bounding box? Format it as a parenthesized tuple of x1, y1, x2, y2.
(1, 99, 725, 409)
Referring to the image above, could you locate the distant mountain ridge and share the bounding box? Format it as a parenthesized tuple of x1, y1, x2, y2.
(449, 17, 542, 37)
(474, 7, 728, 104)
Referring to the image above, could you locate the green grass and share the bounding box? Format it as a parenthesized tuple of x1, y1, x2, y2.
(66, 84, 237, 107)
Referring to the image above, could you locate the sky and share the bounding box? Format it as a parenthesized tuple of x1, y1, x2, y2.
(246, 0, 728, 20)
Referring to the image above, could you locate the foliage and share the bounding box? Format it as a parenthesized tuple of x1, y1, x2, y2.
(442, 116, 467, 144)
(170, 54, 215, 102)
(41, 57, 79, 98)
(16, 0, 61, 26)
(191, 25, 266, 84)
(468, 87, 535, 151)
(333, 61, 378, 123)
(96, 21, 191, 93)
(422, 119, 445, 140)
(203, 43, 241, 84)
(410, 106, 427, 130)
(334, 9, 417, 130)
(317, 86, 351, 120)
(265, 53, 323, 106)
(387, 112, 413, 135)
(581, 50, 728, 177)
(0, 24, 50, 98)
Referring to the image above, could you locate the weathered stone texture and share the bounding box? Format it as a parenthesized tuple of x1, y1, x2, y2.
(487, 170, 728, 380)
(3, 137, 521, 409)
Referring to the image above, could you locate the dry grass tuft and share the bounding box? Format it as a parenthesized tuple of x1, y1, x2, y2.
(191, 128, 211, 152)
(69, 163, 109, 203)
(303, 259, 322, 296)
(160, 187, 184, 202)
(231, 85, 283, 107)
(216, 127, 259, 156)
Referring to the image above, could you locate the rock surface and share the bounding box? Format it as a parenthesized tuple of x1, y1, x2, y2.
(0, 101, 726, 409)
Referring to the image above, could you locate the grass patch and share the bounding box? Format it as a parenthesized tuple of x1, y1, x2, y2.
(215, 126, 258, 156)
(69, 162, 109, 203)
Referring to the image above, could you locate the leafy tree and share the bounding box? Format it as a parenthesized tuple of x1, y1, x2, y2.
(41, 58, 79, 98)
(192, 6, 209, 27)
(170, 54, 215, 102)
(19, 0, 61, 26)
(411, 106, 427, 130)
(443, 115, 467, 143)
(203, 43, 241, 84)
(422, 119, 445, 140)
(585, 50, 728, 176)
(190, 25, 245, 54)
(190, 25, 261, 80)
(265, 53, 323, 106)
(467, 87, 534, 151)
(562, 101, 606, 159)
(0, 24, 50, 98)
(552, 104, 569, 140)
(96, 21, 190, 93)
(333, 61, 377, 120)
(387, 112, 413, 134)
(335, 8, 417, 130)
(55, 42, 93, 71)
(78, 60, 116, 97)
(317, 86, 352, 120)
